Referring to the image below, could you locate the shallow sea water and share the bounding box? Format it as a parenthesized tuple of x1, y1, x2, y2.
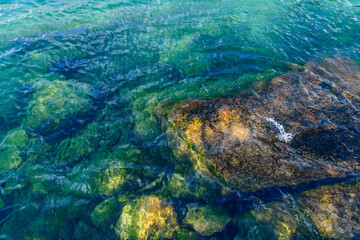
(0, 0, 360, 239)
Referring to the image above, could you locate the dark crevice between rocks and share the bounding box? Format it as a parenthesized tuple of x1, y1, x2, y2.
(213, 175, 360, 215)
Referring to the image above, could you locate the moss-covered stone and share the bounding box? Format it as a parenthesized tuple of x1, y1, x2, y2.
(115, 195, 179, 240)
(183, 204, 231, 236)
(300, 179, 360, 239)
(55, 122, 100, 163)
(91, 197, 117, 228)
(24, 79, 93, 134)
(162, 57, 360, 191)
(0, 128, 28, 171)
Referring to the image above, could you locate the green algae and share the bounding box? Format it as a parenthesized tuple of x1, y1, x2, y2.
(96, 164, 127, 196)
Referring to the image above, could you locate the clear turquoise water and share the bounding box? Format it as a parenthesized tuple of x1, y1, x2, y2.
(0, 0, 360, 239)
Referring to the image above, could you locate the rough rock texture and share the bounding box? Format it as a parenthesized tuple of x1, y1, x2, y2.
(163, 57, 360, 191)
(300, 179, 360, 239)
(115, 196, 179, 240)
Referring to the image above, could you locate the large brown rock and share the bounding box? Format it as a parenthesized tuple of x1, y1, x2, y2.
(162, 57, 360, 191)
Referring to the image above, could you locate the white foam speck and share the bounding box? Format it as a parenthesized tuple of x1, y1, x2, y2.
(265, 117, 295, 143)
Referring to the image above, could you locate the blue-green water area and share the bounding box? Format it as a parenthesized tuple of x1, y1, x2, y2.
(0, 0, 360, 239)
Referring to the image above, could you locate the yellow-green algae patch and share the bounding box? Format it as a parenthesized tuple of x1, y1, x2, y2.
(0, 128, 28, 171)
(115, 195, 179, 240)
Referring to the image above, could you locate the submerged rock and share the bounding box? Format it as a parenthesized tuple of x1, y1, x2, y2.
(163, 57, 360, 191)
(24, 79, 93, 135)
(300, 179, 360, 239)
(237, 202, 300, 240)
(115, 195, 179, 240)
(183, 204, 231, 236)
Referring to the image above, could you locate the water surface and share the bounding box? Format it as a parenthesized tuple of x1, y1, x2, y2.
(0, 0, 360, 239)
